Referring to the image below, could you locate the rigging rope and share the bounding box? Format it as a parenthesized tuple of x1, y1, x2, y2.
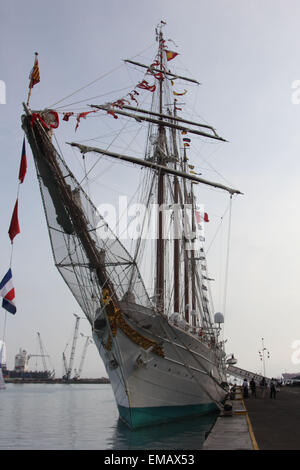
(222, 194, 233, 319)
(48, 64, 124, 108)
(53, 85, 134, 111)
(206, 203, 230, 254)
(48, 43, 156, 109)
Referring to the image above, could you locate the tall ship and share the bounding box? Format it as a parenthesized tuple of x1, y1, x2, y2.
(21, 23, 241, 428)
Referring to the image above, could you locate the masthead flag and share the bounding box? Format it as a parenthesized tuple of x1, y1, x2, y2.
(29, 53, 40, 89)
(0, 269, 16, 315)
(27, 52, 40, 106)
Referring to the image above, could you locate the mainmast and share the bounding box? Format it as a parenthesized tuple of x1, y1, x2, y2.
(156, 26, 166, 313)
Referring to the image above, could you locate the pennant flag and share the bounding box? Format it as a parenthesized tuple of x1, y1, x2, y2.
(75, 110, 96, 131)
(173, 89, 187, 96)
(0, 269, 16, 315)
(137, 80, 156, 92)
(129, 92, 138, 104)
(18, 138, 27, 184)
(29, 53, 40, 89)
(8, 199, 20, 243)
(165, 50, 179, 61)
(62, 112, 74, 121)
(107, 109, 119, 119)
(195, 211, 209, 224)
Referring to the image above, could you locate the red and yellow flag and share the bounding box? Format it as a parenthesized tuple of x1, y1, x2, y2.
(29, 53, 40, 89)
(165, 50, 178, 61)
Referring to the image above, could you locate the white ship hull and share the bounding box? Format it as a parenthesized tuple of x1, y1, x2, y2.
(93, 301, 227, 429)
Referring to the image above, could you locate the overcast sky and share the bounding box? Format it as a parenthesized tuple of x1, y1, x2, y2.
(1, 0, 300, 379)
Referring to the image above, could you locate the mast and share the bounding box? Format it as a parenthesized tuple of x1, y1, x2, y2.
(173, 175, 180, 315)
(156, 27, 165, 313)
(182, 146, 190, 324)
(171, 102, 180, 315)
(190, 185, 197, 331)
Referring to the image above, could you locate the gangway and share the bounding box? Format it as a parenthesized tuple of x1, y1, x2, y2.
(227, 364, 270, 384)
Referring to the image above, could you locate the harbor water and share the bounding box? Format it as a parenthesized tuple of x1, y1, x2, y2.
(0, 383, 217, 450)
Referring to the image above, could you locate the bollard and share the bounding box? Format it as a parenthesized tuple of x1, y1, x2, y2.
(222, 401, 233, 417)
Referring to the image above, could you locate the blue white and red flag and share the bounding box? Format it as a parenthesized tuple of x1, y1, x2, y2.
(0, 269, 16, 314)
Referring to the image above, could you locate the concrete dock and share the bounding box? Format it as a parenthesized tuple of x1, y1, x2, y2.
(203, 385, 300, 450)
(246, 385, 300, 450)
(203, 388, 258, 450)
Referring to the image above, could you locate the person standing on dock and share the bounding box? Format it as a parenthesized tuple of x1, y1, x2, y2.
(260, 377, 267, 398)
(242, 378, 249, 398)
(270, 378, 277, 399)
(250, 378, 256, 398)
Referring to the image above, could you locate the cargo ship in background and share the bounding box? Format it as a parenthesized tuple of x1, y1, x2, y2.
(1, 346, 54, 382)
(0, 339, 109, 384)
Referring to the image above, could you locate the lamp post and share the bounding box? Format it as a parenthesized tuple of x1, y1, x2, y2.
(258, 337, 270, 378)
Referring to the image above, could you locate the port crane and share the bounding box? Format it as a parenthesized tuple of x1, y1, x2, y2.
(63, 314, 80, 381)
(73, 334, 93, 380)
(27, 332, 54, 377)
(62, 351, 68, 378)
